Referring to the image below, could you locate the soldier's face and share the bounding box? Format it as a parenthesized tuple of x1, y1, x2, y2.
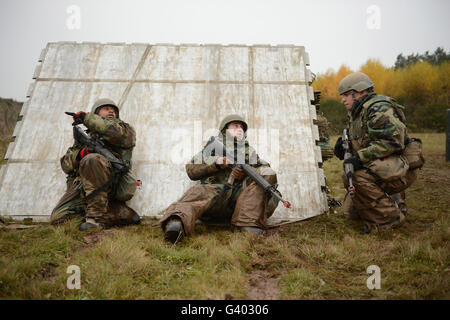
(340, 91, 366, 111)
(97, 105, 117, 120)
(226, 122, 245, 140)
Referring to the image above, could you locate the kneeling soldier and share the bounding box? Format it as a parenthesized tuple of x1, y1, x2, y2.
(51, 98, 140, 231)
(334, 72, 421, 233)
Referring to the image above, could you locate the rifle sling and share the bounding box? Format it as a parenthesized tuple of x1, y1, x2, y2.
(83, 168, 127, 201)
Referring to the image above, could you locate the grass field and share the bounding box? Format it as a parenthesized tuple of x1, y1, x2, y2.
(0, 133, 449, 299)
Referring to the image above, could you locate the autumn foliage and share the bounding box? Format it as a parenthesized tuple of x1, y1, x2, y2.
(312, 58, 450, 133)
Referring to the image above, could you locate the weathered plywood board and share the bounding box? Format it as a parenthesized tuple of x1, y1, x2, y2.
(0, 42, 327, 223)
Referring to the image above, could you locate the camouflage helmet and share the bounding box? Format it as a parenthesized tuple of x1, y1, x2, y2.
(338, 72, 374, 95)
(219, 114, 248, 132)
(91, 98, 119, 118)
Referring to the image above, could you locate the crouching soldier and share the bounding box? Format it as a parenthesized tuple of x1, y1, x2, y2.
(334, 72, 423, 233)
(159, 114, 280, 244)
(50, 98, 141, 231)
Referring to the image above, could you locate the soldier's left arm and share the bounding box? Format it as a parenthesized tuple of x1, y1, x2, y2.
(357, 102, 406, 163)
(83, 112, 136, 148)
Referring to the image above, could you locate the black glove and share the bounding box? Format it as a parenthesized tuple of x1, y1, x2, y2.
(71, 111, 86, 125)
(76, 147, 94, 160)
(343, 154, 364, 171)
(334, 137, 345, 160)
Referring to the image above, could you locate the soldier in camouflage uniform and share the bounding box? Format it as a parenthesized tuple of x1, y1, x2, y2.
(50, 98, 140, 231)
(333, 72, 417, 233)
(313, 91, 334, 162)
(160, 115, 280, 243)
(317, 114, 334, 162)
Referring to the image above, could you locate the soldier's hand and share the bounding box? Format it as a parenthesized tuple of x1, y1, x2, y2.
(334, 137, 345, 160)
(76, 147, 94, 161)
(231, 167, 246, 180)
(343, 154, 363, 171)
(71, 111, 87, 125)
(216, 157, 233, 169)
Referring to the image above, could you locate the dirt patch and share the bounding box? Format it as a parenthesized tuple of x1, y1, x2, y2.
(78, 229, 119, 253)
(264, 226, 284, 237)
(246, 270, 279, 300)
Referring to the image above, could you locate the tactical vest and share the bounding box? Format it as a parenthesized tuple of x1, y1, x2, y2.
(349, 94, 423, 189)
(349, 94, 407, 154)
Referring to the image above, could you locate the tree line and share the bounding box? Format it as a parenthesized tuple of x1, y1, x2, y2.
(312, 47, 449, 134)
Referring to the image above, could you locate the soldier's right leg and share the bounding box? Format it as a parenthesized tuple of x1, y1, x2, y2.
(50, 181, 85, 225)
(79, 153, 113, 230)
(352, 170, 405, 233)
(159, 184, 221, 242)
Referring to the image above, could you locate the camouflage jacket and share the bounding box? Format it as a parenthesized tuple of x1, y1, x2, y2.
(186, 135, 268, 185)
(60, 112, 136, 183)
(348, 92, 407, 164)
(316, 114, 333, 162)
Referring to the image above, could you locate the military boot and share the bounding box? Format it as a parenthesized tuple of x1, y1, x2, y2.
(391, 193, 407, 216)
(109, 200, 141, 226)
(362, 212, 406, 234)
(79, 218, 104, 231)
(164, 216, 185, 244)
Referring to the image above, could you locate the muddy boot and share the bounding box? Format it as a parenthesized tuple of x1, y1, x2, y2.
(381, 212, 406, 230)
(164, 216, 185, 244)
(109, 200, 141, 226)
(391, 193, 407, 216)
(362, 212, 405, 234)
(79, 218, 104, 231)
(362, 224, 373, 234)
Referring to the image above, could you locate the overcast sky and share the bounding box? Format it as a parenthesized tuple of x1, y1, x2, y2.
(1, 0, 449, 101)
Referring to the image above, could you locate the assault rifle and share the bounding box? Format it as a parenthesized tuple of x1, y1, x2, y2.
(65, 112, 142, 187)
(342, 129, 355, 196)
(205, 136, 291, 208)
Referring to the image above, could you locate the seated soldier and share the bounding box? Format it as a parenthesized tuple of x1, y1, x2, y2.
(160, 114, 280, 244)
(50, 98, 140, 231)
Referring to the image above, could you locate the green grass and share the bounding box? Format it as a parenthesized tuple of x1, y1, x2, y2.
(0, 134, 449, 299)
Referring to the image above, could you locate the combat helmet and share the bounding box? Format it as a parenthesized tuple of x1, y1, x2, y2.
(338, 72, 374, 95)
(219, 114, 248, 133)
(91, 98, 120, 118)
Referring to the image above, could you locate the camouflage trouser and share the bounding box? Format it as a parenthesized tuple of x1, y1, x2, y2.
(343, 191, 406, 219)
(342, 169, 406, 230)
(343, 168, 417, 222)
(50, 153, 137, 227)
(159, 167, 279, 236)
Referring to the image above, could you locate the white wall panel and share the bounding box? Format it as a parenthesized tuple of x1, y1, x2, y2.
(0, 42, 327, 223)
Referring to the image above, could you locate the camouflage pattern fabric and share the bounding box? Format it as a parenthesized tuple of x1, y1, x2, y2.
(50, 112, 137, 226)
(78, 153, 113, 224)
(160, 134, 279, 235)
(343, 170, 405, 231)
(349, 93, 407, 163)
(186, 133, 261, 184)
(316, 114, 334, 162)
(50, 177, 85, 225)
(82, 112, 136, 167)
(344, 92, 414, 230)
